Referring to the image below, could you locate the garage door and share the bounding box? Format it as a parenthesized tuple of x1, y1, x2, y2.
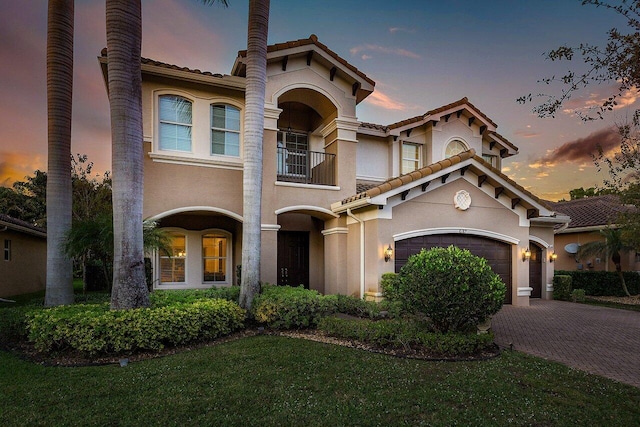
(395, 234, 512, 304)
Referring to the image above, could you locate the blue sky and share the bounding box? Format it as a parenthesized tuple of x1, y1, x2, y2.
(0, 0, 634, 200)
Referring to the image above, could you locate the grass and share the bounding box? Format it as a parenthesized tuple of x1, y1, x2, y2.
(2, 335, 639, 426)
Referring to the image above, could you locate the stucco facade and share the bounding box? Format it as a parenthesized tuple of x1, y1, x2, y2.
(100, 35, 569, 306)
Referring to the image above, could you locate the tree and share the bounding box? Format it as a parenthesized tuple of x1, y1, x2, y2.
(518, 0, 640, 123)
(239, 0, 270, 311)
(0, 170, 48, 226)
(45, 0, 74, 306)
(577, 227, 635, 296)
(106, 0, 148, 309)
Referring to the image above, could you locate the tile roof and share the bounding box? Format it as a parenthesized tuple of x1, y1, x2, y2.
(341, 149, 551, 211)
(236, 34, 375, 87)
(100, 48, 227, 78)
(0, 214, 46, 235)
(387, 97, 498, 130)
(549, 195, 632, 229)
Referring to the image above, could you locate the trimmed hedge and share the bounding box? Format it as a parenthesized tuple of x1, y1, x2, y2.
(555, 270, 640, 296)
(26, 299, 245, 356)
(150, 287, 241, 306)
(552, 275, 572, 301)
(0, 305, 37, 345)
(252, 286, 395, 329)
(318, 316, 494, 357)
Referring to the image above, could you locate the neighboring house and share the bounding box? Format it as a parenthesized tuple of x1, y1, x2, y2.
(99, 35, 569, 306)
(0, 214, 46, 298)
(549, 195, 640, 272)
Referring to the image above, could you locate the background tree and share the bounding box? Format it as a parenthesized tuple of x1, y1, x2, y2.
(518, 0, 640, 123)
(0, 171, 48, 226)
(106, 0, 149, 309)
(577, 227, 635, 296)
(45, 0, 74, 306)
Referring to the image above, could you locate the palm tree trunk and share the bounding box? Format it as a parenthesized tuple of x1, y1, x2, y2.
(45, 0, 74, 306)
(106, 0, 149, 309)
(239, 0, 270, 311)
(615, 264, 632, 297)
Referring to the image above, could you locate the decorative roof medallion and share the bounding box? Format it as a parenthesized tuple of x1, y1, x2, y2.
(454, 190, 471, 211)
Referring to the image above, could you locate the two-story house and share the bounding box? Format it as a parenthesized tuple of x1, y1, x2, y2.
(99, 35, 569, 306)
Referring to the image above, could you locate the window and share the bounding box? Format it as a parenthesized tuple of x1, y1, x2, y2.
(202, 233, 228, 282)
(211, 105, 240, 156)
(277, 131, 309, 176)
(482, 154, 497, 167)
(445, 140, 468, 158)
(402, 142, 420, 174)
(3, 240, 10, 261)
(159, 95, 192, 151)
(160, 234, 186, 283)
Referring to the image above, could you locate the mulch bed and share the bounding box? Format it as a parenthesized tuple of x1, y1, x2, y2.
(586, 295, 640, 305)
(2, 328, 500, 367)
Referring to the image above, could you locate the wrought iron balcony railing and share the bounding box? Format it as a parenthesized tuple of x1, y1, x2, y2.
(276, 147, 336, 186)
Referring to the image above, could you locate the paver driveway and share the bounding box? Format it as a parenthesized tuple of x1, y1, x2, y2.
(492, 299, 640, 388)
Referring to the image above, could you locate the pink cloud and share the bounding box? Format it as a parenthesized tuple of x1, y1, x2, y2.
(365, 90, 410, 111)
(349, 44, 420, 60)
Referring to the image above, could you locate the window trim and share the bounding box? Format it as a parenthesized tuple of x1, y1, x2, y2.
(201, 229, 232, 284)
(157, 94, 194, 153)
(159, 231, 187, 285)
(210, 104, 241, 158)
(401, 142, 421, 175)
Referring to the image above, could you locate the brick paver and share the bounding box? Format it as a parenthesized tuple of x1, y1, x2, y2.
(492, 299, 640, 388)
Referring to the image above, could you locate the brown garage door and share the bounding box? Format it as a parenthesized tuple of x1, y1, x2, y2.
(395, 234, 512, 304)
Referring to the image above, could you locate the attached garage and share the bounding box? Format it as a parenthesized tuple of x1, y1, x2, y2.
(394, 234, 513, 304)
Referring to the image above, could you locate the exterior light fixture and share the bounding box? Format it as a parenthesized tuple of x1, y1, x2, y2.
(522, 248, 531, 262)
(384, 245, 393, 262)
(549, 252, 558, 263)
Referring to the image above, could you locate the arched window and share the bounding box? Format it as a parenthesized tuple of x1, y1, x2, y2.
(159, 95, 192, 152)
(445, 139, 468, 158)
(211, 104, 240, 156)
(160, 233, 186, 283)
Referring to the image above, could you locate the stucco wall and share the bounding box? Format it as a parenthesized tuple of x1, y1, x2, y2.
(0, 230, 46, 298)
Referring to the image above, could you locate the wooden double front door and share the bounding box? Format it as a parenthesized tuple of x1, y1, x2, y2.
(277, 231, 309, 288)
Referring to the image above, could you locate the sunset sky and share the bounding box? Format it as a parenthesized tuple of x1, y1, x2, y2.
(0, 0, 634, 201)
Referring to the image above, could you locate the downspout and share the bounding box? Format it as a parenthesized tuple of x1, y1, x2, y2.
(346, 208, 365, 299)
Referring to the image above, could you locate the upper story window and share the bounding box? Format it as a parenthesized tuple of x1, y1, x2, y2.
(211, 105, 241, 157)
(159, 95, 192, 152)
(445, 139, 468, 158)
(482, 154, 498, 168)
(402, 142, 420, 174)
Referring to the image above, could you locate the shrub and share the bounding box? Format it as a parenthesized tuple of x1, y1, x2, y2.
(396, 246, 506, 333)
(380, 272, 401, 301)
(555, 270, 640, 296)
(0, 305, 37, 344)
(318, 316, 494, 356)
(553, 275, 572, 301)
(26, 299, 245, 356)
(571, 289, 586, 303)
(252, 285, 332, 329)
(150, 287, 241, 306)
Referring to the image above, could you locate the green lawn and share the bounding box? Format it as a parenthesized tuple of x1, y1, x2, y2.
(2, 335, 639, 426)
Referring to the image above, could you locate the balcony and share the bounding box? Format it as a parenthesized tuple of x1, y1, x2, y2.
(277, 147, 336, 186)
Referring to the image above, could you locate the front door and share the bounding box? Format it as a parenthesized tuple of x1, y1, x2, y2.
(529, 243, 542, 298)
(277, 231, 309, 288)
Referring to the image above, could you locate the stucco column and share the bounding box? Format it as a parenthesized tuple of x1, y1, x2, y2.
(322, 217, 349, 295)
(260, 225, 279, 285)
(321, 118, 360, 196)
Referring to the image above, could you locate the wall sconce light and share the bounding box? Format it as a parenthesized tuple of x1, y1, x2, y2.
(384, 244, 393, 262)
(522, 248, 531, 262)
(549, 252, 557, 263)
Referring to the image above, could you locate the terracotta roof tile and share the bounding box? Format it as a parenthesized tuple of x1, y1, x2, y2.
(548, 195, 631, 229)
(342, 149, 551, 211)
(386, 97, 498, 130)
(100, 48, 227, 78)
(237, 34, 375, 87)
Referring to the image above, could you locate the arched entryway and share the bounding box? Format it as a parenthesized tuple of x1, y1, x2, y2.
(395, 233, 513, 304)
(529, 243, 543, 298)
